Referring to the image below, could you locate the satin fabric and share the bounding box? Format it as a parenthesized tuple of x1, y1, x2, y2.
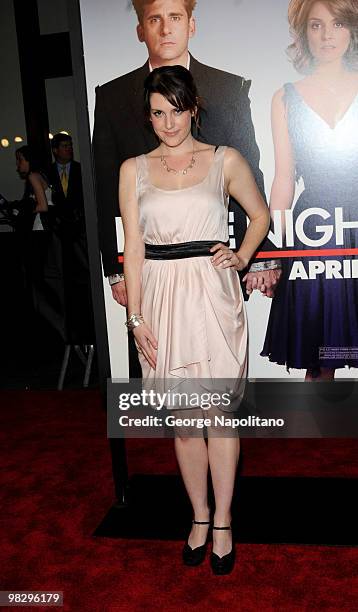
(144, 240, 229, 260)
(135, 146, 247, 409)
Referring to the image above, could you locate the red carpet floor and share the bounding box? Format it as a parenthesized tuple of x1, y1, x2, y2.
(1, 390, 357, 611)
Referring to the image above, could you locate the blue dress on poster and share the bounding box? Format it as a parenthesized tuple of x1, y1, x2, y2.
(261, 83, 358, 370)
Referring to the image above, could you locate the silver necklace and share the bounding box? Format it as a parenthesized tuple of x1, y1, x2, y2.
(160, 146, 196, 175)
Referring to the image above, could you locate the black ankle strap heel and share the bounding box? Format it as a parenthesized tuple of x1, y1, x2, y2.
(211, 526, 235, 575)
(182, 519, 211, 567)
(212, 525, 231, 530)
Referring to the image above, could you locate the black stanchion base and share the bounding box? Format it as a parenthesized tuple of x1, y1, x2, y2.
(93, 475, 357, 545)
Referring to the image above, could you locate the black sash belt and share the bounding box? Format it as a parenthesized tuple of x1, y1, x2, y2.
(145, 240, 229, 260)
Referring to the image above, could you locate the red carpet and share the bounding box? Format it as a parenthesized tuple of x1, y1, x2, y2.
(1, 390, 357, 611)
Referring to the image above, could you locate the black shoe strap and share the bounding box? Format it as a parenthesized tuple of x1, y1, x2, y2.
(213, 525, 231, 530)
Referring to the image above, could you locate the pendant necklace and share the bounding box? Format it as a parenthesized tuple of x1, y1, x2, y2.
(160, 144, 196, 175)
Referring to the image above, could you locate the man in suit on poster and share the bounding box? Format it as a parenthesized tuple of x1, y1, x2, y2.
(93, 0, 280, 312)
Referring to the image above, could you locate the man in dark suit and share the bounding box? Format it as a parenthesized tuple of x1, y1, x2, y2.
(49, 134, 85, 238)
(93, 0, 281, 307)
(49, 133, 94, 344)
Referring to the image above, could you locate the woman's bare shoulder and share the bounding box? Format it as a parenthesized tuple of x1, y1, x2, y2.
(28, 171, 46, 186)
(272, 85, 290, 105)
(223, 146, 245, 164)
(120, 156, 137, 176)
(271, 85, 296, 115)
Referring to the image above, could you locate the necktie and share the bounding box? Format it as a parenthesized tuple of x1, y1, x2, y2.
(60, 165, 68, 197)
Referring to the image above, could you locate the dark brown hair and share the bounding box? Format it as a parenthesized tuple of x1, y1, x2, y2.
(144, 65, 201, 127)
(15, 145, 42, 174)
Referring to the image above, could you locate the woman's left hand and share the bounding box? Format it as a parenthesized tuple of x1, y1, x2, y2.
(210, 243, 248, 271)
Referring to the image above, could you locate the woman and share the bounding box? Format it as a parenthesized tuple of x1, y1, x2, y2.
(15, 145, 51, 232)
(14, 146, 56, 324)
(261, 0, 358, 380)
(120, 66, 269, 574)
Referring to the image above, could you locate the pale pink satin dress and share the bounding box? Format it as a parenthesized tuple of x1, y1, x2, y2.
(136, 146, 247, 405)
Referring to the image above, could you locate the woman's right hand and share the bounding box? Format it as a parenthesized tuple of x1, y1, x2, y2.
(133, 323, 158, 369)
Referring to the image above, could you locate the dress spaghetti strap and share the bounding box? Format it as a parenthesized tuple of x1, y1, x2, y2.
(135, 154, 148, 198)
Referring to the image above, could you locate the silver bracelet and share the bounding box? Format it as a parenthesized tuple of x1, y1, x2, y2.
(108, 273, 125, 286)
(125, 313, 144, 331)
(249, 259, 282, 272)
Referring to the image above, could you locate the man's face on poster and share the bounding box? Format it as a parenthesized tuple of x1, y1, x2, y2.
(137, 0, 195, 67)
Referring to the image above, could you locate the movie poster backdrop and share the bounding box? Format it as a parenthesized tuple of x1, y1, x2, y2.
(79, 0, 358, 380)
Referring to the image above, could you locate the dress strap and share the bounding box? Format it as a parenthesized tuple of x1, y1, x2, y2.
(207, 145, 227, 197)
(282, 82, 296, 108)
(283, 82, 294, 95)
(135, 154, 149, 197)
(213, 145, 226, 159)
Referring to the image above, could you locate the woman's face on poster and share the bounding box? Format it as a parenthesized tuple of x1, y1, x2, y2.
(306, 1, 351, 65)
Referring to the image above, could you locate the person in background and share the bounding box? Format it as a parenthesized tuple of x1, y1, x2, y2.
(15, 145, 50, 233)
(49, 133, 86, 240)
(49, 133, 94, 345)
(13, 145, 64, 336)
